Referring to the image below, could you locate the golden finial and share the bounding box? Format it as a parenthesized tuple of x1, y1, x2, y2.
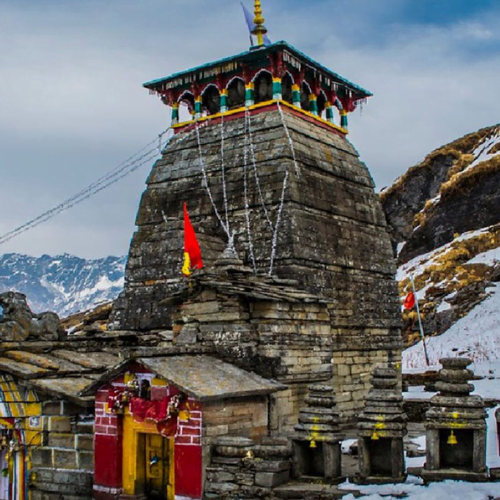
(252, 0, 268, 47)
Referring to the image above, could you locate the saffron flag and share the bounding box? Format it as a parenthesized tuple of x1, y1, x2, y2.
(403, 291, 416, 310)
(182, 203, 203, 276)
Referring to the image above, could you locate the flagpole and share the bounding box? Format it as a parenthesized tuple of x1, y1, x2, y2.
(410, 275, 430, 366)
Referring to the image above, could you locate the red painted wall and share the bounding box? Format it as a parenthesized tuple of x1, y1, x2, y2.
(94, 387, 123, 500)
(175, 444, 203, 498)
(175, 401, 203, 499)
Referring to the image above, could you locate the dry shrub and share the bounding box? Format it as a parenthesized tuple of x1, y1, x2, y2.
(489, 141, 500, 155)
(381, 124, 499, 203)
(448, 153, 475, 178)
(399, 226, 500, 303)
(444, 125, 499, 155)
(441, 154, 500, 200)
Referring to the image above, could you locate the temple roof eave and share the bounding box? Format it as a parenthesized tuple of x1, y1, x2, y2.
(143, 40, 372, 99)
(79, 355, 286, 401)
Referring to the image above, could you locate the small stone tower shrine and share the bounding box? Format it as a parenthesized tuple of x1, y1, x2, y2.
(356, 367, 407, 483)
(292, 384, 343, 482)
(111, 0, 402, 423)
(422, 358, 488, 482)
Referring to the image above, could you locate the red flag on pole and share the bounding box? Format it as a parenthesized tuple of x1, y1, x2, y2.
(403, 291, 415, 310)
(182, 203, 203, 276)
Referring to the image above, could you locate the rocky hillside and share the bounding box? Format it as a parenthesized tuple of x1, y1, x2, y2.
(381, 124, 500, 363)
(0, 253, 126, 317)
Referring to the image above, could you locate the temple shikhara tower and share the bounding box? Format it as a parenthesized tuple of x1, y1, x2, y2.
(102, 2, 401, 498)
(111, 0, 401, 422)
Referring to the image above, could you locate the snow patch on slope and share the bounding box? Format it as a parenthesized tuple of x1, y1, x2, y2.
(397, 226, 494, 282)
(403, 285, 500, 370)
(463, 129, 500, 174)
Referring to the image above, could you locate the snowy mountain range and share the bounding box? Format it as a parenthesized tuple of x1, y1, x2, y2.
(0, 253, 126, 317)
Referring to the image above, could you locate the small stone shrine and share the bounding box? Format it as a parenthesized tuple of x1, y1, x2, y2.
(292, 384, 343, 482)
(356, 367, 407, 483)
(422, 357, 488, 482)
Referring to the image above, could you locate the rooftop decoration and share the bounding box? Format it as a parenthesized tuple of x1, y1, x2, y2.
(143, 1, 371, 134)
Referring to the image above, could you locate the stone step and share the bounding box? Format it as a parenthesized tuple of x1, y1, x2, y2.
(273, 481, 359, 499)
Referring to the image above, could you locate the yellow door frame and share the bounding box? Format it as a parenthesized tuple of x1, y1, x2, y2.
(122, 410, 175, 500)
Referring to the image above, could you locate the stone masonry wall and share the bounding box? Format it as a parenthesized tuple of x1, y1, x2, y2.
(170, 279, 334, 430)
(30, 400, 94, 500)
(332, 348, 403, 422)
(202, 397, 269, 441)
(111, 106, 402, 423)
(204, 436, 291, 500)
(111, 107, 401, 338)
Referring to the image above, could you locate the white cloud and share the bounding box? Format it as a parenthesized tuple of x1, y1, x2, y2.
(1, 0, 499, 257)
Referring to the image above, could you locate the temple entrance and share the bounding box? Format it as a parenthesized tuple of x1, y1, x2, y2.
(142, 434, 171, 500)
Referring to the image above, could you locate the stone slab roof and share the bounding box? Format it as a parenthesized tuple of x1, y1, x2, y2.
(161, 271, 326, 307)
(0, 332, 196, 406)
(82, 355, 286, 402)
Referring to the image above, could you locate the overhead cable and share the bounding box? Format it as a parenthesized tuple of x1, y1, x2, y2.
(0, 128, 172, 246)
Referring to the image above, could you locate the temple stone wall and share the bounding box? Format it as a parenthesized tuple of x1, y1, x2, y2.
(110, 106, 402, 424)
(203, 397, 269, 440)
(268, 385, 309, 434)
(111, 109, 400, 332)
(165, 276, 334, 428)
(30, 401, 94, 500)
(203, 436, 291, 499)
(332, 348, 403, 421)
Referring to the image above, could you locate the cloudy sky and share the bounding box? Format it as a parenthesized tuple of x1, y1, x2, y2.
(1, 0, 500, 259)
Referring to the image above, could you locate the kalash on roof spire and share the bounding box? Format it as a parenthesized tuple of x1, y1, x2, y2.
(143, 1, 372, 135)
(251, 0, 268, 47)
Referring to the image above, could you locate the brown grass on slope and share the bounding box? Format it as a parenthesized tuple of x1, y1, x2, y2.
(380, 125, 498, 203)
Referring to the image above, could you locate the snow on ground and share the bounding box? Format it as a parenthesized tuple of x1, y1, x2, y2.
(397, 225, 498, 284)
(459, 129, 500, 176)
(403, 285, 500, 370)
(469, 246, 500, 266)
(339, 477, 500, 500)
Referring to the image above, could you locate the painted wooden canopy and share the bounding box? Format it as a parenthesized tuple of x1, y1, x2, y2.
(144, 3, 372, 132)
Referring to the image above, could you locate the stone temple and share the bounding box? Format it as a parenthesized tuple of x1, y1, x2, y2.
(0, 4, 406, 499)
(110, 1, 402, 427)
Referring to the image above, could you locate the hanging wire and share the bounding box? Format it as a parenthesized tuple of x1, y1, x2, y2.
(220, 114, 230, 233)
(268, 169, 289, 276)
(242, 112, 257, 273)
(276, 101, 301, 177)
(265, 101, 303, 274)
(245, 108, 273, 231)
(0, 128, 173, 247)
(194, 121, 231, 240)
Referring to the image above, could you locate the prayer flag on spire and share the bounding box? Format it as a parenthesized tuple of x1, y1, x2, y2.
(240, 1, 271, 46)
(182, 203, 203, 276)
(403, 291, 416, 310)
